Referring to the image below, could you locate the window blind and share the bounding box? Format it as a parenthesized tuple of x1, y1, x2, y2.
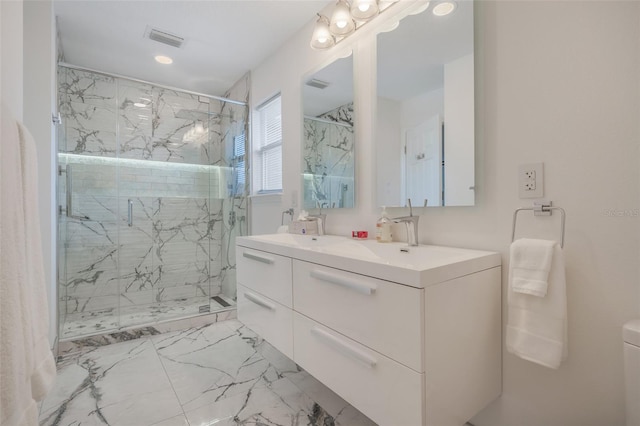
(256, 95, 282, 193)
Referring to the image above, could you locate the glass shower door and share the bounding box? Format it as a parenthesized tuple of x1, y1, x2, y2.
(57, 67, 121, 339)
(57, 64, 246, 340)
(117, 81, 217, 327)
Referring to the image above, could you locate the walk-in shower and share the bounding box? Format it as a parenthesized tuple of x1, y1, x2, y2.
(56, 65, 249, 340)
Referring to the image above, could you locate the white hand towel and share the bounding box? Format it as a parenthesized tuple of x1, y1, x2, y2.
(506, 240, 568, 369)
(510, 238, 555, 297)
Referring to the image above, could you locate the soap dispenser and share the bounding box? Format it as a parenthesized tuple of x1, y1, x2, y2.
(376, 206, 393, 243)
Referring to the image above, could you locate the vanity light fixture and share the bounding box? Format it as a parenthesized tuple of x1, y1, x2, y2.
(154, 55, 173, 65)
(350, 0, 379, 20)
(432, 1, 456, 17)
(311, 14, 336, 49)
(311, 0, 396, 50)
(329, 0, 356, 36)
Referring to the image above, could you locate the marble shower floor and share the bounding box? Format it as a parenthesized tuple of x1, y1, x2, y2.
(40, 319, 377, 426)
(61, 296, 237, 340)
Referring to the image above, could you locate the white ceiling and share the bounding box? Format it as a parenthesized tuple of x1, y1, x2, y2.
(54, 0, 330, 98)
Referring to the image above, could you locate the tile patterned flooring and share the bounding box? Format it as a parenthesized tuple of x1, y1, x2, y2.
(39, 319, 377, 426)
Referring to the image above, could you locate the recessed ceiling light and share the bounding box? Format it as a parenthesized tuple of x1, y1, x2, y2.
(154, 55, 173, 65)
(433, 1, 456, 16)
(133, 102, 147, 108)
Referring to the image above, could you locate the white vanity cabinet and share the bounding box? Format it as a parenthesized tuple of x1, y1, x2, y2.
(236, 247, 294, 359)
(292, 260, 423, 371)
(236, 235, 502, 426)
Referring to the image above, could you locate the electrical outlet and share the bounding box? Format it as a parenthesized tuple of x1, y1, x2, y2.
(518, 163, 544, 198)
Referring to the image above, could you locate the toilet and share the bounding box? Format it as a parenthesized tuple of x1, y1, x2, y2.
(624, 319, 640, 426)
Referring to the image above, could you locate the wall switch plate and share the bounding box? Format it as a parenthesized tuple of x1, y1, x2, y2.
(518, 163, 544, 198)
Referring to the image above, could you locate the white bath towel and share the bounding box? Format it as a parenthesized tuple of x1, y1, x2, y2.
(506, 239, 568, 369)
(17, 121, 57, 401)
(510, 238, 556, 297)
(1, 103, 56, 425)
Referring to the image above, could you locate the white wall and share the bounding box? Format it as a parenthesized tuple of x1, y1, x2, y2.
(251, 1, 640, 425)
(23, 0, 57, 347)
(1, 0, 24, 120)
(249, 194, 284, 235)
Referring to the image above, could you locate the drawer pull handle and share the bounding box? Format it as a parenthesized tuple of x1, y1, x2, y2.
(243, 251, 274, 265)
(310, 269, 377, 295)
(311, 327, 377, 368)
(244, 291, 275, 311)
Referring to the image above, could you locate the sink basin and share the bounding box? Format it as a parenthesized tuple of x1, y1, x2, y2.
(315, 239, 485, 269)
(237, 234, 501, 288)
(249, 233, 346, 248)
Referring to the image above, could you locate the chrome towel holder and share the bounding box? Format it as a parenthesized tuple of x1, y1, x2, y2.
(511, 201, 566, 247)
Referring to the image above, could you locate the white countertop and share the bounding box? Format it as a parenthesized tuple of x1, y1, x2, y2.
(236, 234, 501, 288)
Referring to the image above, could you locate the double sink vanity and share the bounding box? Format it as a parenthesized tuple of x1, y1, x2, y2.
(240, 1, 486, 423)
(236, 234, 502, 426)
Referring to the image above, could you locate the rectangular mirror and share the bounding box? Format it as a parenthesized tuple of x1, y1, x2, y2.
(376, 2, 474, 208)
(302, 54, 355, 209)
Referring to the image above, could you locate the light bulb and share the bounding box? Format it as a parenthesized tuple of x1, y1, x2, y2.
(433, 1, 456, 16)
(329, 0, 355, 36)
(154, 55, 173, 65)
(311, 14, 335, 49)
(350, 0, 378, 21)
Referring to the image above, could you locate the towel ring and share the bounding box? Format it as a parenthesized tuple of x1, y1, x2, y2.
(511, 202, 566, 248)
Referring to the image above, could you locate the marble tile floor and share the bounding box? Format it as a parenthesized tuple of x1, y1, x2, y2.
(61, 295, 237, 340)
(40, 319, 377, 426)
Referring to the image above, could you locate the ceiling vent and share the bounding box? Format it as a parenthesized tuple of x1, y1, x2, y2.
(306, 78, 331, 90)
(146, 27, 185, 49)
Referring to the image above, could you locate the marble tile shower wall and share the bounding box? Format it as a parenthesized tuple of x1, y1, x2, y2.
(303, 103, 355, 209)
(57, 67, 248, 336)
(220, 72, 250, 300)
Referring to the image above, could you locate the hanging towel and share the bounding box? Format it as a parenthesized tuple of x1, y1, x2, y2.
(506, 238, 568, 369)
(1, 103, 56, 425)
(510, 238, 556, 297)
(17, 121, 57, 401)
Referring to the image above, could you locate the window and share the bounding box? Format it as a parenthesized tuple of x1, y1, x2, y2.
(254, 95, 282, 193)
(231, 133, 245, 196)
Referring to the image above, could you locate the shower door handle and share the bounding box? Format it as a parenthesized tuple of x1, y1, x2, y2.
(127, 199, 133, 227)
(64, 165, 90, 221)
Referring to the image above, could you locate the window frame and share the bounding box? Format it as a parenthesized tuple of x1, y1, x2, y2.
(253, 94, 283, 194)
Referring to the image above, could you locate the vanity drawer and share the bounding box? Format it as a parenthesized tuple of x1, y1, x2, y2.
(236, 246, 293, 308)
(293, 312, 424, 426)
(237, 285, 293, 359)
(293, 260, 423, 371)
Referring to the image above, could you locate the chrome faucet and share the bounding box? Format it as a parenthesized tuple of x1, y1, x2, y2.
(307, 205, 326, 235)
(392, 199, 420, 246)
(281, 208, 294, 225)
